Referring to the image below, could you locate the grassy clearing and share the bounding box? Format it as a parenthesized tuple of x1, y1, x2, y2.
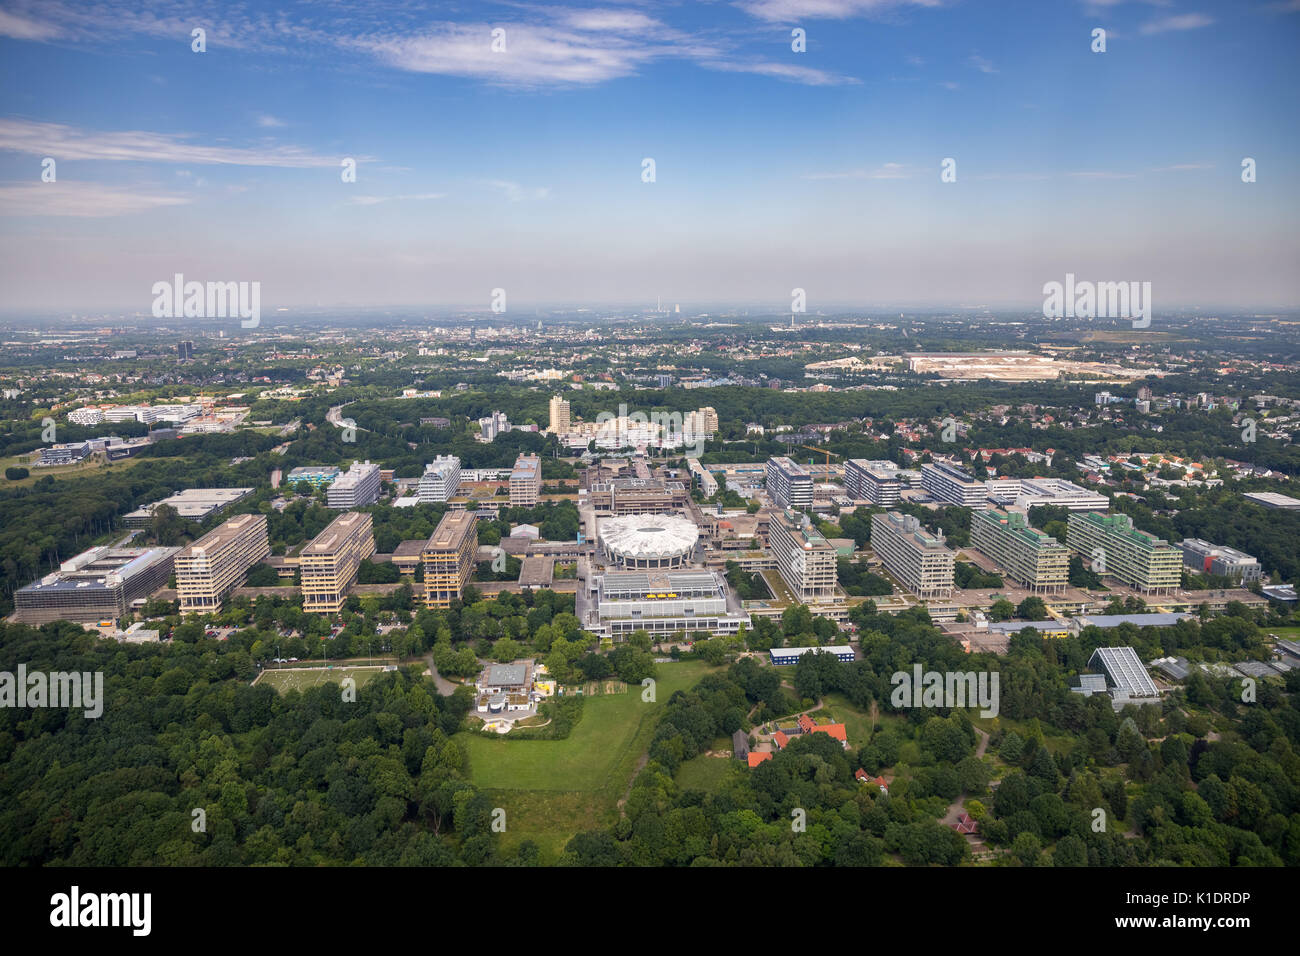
(677, 753, 739, 791)
(462, 659, 718, 862)
(255, 666, 385, 694)
(1, 452, 151, 487)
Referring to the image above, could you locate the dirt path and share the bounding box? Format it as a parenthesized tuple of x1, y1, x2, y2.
(617, 751, 651, 815)
(940, 727, 992, 848)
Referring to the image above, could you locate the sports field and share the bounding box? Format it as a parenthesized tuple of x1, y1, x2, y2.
(255, 666, 385, 694)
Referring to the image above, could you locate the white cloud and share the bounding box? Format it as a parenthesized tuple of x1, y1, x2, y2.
(1140, 13, 1214, 34)
(0, 118, 358, 167)
(0, 8, 61, 40)
(738, 0, 945, 22)
(803, 162, 911, 180)
(348, 193, 447, 205)
(0, 181, 190, 217)
(478, 179, 550, 201)
(255, 114, 286, 128)
(968, 54, 997, 74)
(703, 59, 859, 85)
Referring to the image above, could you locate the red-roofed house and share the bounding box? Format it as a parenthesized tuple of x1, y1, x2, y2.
(855, 770, 889, 795)
(773, 731, 791, 750)
(747, 752, 773, 768)
(953, 813, 978, 835)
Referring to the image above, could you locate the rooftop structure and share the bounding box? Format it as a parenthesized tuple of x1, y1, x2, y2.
(599, 514, 699, 570)
(870, 511, 954, 600)
(1083, 646, 1161, 709)
(123, 487, 255, 527)
(14, 546, 178, 625)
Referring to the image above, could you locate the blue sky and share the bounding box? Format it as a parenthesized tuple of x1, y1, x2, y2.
(1, 0, 1298, 313)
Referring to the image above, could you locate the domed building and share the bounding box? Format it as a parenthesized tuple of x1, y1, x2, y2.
(599, 514, 699, 570)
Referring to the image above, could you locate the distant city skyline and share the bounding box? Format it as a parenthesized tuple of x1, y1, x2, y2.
(1, 0, 1298, 311)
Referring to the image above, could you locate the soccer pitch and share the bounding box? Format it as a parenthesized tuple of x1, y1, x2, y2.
(255, 666, 384, 694)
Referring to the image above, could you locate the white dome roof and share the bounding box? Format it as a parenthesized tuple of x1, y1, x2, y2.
(600, 514, 699, 559)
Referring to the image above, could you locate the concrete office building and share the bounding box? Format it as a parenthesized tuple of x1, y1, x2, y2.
(1066, 512, 1181, 594)
(422, 510, 478, 607)
(417, 455, 461, 503)
(510, 454, 541, 506)
(175, 513, 270, 613)
(687, 458, 719, 497)
(327, 460, 381, 509)
(14, 546, 178, 625)
(766, 456, 814, 510)
(587, 478, 687, 515)
(591, 570, 750, 640)
(123, 487, 254, 527)
(1179, 538, 1263, 583)
(299, 512, 375, 613)
(769, 509, 838, 602)
(970, 508, 1069, 592)
(870, 511, 955, 600)
(843, 459, 902, 506)
(548, 395, 571, 435)
(921, 461, 988, 508)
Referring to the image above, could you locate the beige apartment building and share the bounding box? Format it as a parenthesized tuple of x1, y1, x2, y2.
(548, 395, 571, 434)
(175, 512, 270, 613)
(870, 511, 954, 600)
(299, 511, 375, 613)
(510, 454, 541, 506)
(769, 508, 838, 602)
(423, 510, 478, 607)
(970, 508, 1069, 592)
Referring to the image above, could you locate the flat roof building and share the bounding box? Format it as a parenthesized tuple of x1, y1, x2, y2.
(14, 546, 178, 625)
(870, 511, 954, 600)
(175, 513, 270, 613)
(843, 459, 901, 507)
(770, 646, 855, 665)
(769, 509, 838, 602)
(766, 457, 814, 510)
(123, 487, 255, 527)
(1083, 646, 1162, 710)
(592, 570, 750, 640)
(286, 466, 340, 488)
(327, 460, 381, 509)
(970, 508, 1069, 592)
(994, 476, 1108, 512)
(1243, 491, 1300, 510)
(418, 455, 461, 503)
(1066, 512, 1181, 594)
(921, 461, 988, 508)
(510, 454, 541, 507)
(422, 510, 478, 607)
(1179, 538, 1263, 583)
(299, 511, 375, 613)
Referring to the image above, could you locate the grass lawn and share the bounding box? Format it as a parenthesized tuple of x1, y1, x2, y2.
(1, 452, 151, 487)
(1266, 626, 1300, 640)
(461, 659, 718, 861)
(255, 666, 385, 694)
(677, 753, 740, 791)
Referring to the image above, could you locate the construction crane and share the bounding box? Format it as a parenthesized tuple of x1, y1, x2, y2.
(800, 445, 838, 471)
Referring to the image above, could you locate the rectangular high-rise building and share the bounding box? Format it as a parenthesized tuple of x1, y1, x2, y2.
(870, 511, 954, 599)
(175, 513, 269, 613)
(970, 508, 1069, 592)
(418, 455, 461, 502)
(422, 510, 478, 607)
(769, 509, 838, 602)
(1066, 512, 1181, 594)
(510, 454, 541, 506)
(548, 395, 571, 434)
(327, 460, 381, 508)
(843, 459, 901, 506)
(766, 456, 813, 510)
(177, 340, 194, 361)
(299, 512, 375, 613)
(1179, 538, 1263, 583)
(921, 461, 987, 508)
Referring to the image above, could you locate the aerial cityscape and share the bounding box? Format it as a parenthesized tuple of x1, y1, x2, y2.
(0, 0, 1295, 917)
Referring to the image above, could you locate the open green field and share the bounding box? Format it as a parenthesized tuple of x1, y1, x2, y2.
(676, 752, 739, 791)
(1267, 627, 1300, 641)
(255, 666, 385, 694)
(460, 659, 719, 861)
(1, 452, 151, 487)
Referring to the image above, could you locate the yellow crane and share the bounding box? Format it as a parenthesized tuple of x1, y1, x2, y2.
(800, 445, 837, 469)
